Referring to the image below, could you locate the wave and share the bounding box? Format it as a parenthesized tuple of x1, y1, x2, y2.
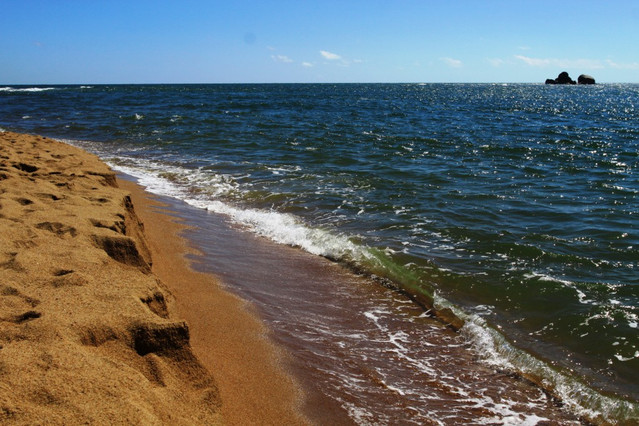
(0, 86, 57, 93)
(462, 315, 639, 423)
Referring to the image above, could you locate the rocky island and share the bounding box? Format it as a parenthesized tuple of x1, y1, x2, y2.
(545, 71, 596, 84)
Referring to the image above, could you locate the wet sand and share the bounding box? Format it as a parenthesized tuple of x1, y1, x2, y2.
(0, 131, 306, 425)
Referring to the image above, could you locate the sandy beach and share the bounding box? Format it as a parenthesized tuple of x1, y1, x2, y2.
(0, 131, 306, 424)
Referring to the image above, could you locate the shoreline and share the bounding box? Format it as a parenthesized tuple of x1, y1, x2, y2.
(0, 131, 307, 424)
(118, 177, 308, 425)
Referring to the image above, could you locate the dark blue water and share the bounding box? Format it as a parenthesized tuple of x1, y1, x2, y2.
(2, 83, 637, 423)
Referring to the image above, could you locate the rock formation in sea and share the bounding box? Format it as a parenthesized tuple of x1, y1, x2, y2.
(545, 71, 576, 84)
(578, 74, 596, 84)
(545, 71, 596, 85)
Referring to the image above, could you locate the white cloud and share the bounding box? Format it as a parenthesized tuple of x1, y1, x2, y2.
(440, 57, 463, 68)
(320, 50, 342, 60)
(515, 55, 550, 67)
(272, 54, 293, 63)
(318, 50, 363, 67)
(515, 55, 603, 69)
(301, 62, 314, 68)
(571, 59, 604, 69)
(606, 59, 639, 70)
(487, 58, 505, 67)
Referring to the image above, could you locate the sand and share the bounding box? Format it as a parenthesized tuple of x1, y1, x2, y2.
(0, 131, 307, 425)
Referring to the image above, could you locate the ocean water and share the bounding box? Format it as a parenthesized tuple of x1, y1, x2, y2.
(1, 83, 637, 423)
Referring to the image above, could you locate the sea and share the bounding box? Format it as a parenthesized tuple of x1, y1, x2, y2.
(1, 83, 637, 424)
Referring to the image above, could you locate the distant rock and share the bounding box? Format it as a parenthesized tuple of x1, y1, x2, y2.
(578, 74, 596, 84)
(545, 71, 576, 85)
(545, 71, 596, 85)
(556, 72, 576, 84)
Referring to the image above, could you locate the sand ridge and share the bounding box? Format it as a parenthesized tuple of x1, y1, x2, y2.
(0, 131, 222, 424)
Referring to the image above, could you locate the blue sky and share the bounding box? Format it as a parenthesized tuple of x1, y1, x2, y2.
(1, 0, 638, 83)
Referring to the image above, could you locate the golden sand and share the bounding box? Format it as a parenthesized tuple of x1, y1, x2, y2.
(0, 131, 306, 424)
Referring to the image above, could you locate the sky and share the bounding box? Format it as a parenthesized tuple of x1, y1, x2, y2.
(1, 0, 638, 84)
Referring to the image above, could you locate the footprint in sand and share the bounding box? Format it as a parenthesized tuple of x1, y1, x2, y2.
(35, 222, 77, 238)
(11, 163, 38, 174)
(35, 193, 63, 202)
(0, 252, 24, 272)
(0, 285, 41, 324)
(50, 269, 88, 288)
(14, 198, 34, 206)
(140, 291, 169, 319)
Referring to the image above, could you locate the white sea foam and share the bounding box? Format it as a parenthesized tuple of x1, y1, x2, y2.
(340, 401, 378, 426)
(0, 86, 56, 92)
(524, 272, 595, 304)
(110, 163, 190, 199)
(484, 413, 550, 426)
(523, 272, 571, 285)
(361, 305, 576, 424)
(110, 160, 235, 200)
(462, 314, 638, 423)
(108, 157, 373, 265)
(614, 351, 639, 362)
(195, 200, 368, 262)
(265, 165, 301, 174)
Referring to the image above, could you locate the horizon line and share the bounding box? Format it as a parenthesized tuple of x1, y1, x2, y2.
(3, 81, 636, 86)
